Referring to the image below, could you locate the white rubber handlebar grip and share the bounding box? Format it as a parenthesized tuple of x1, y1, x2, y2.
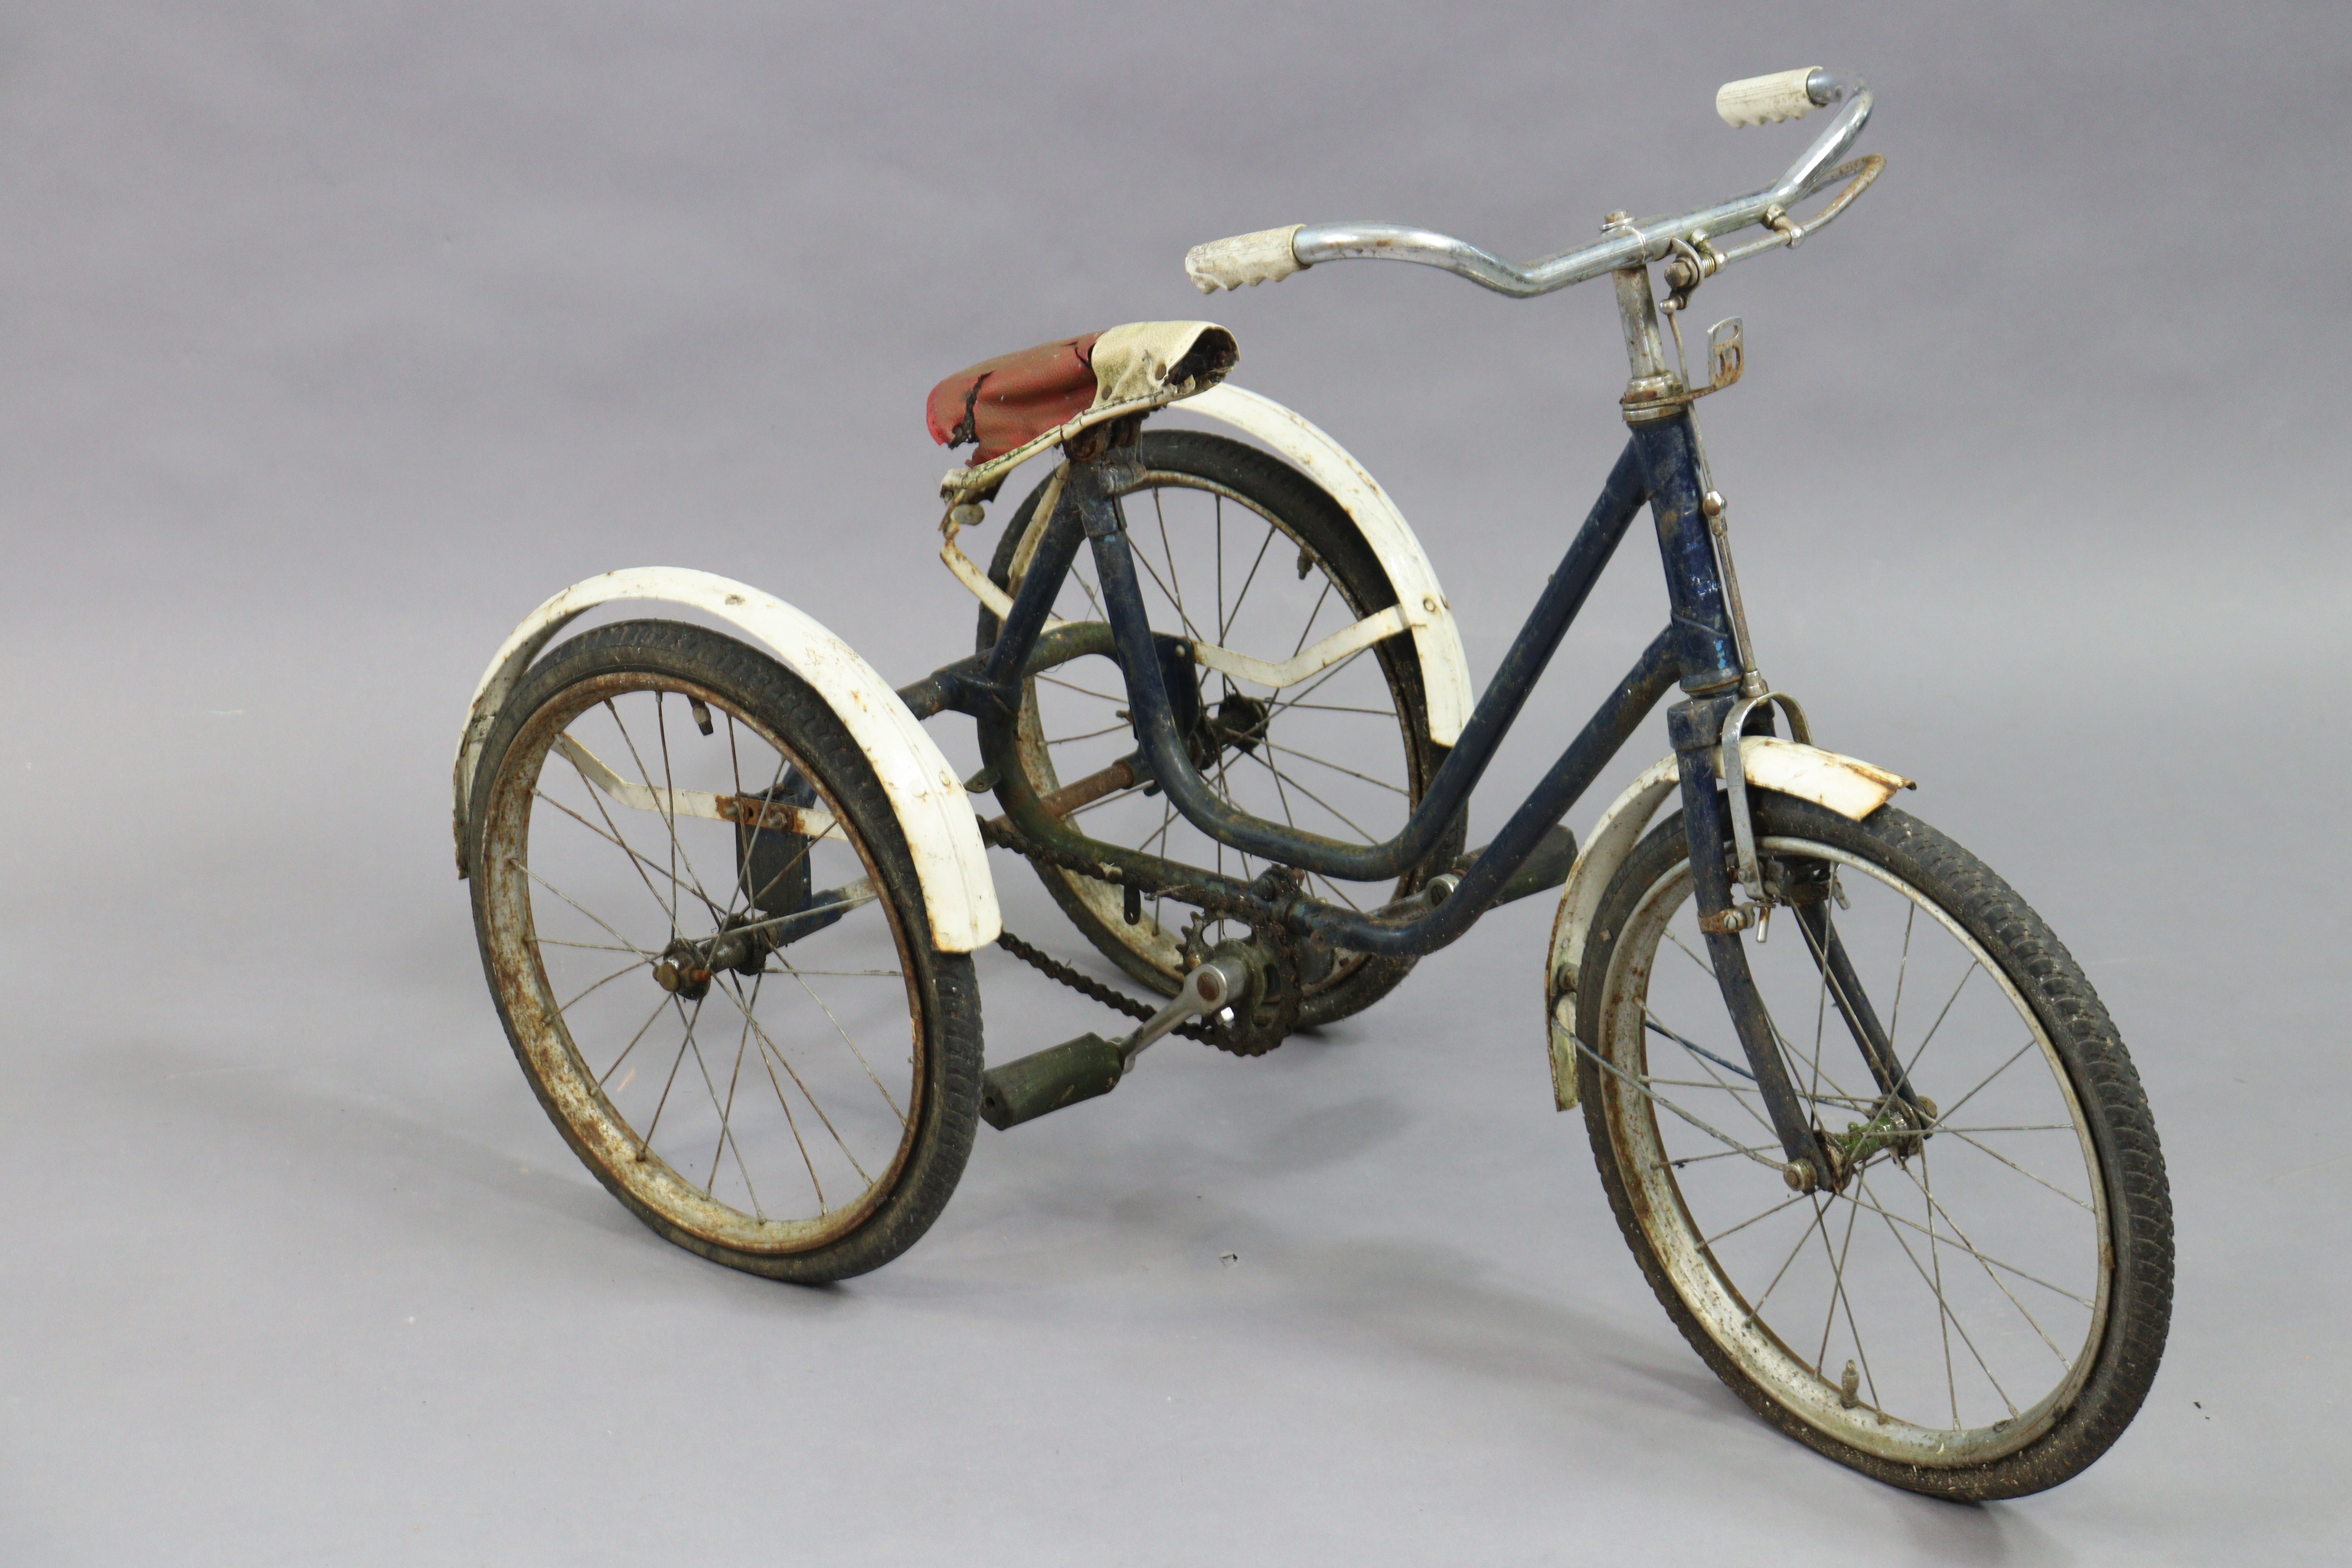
(1184, 224, 1306, 294)
(1716, 68, 1821, 128)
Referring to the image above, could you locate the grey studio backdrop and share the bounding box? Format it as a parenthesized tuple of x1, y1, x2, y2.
(1, 2, 2343, 1562)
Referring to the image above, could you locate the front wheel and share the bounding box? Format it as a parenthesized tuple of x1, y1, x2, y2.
(1575, 795, 2171, 1498)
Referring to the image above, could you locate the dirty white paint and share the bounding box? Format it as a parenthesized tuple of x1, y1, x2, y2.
(1188, 603, 1422, 691)
(1542, 742, 1914, 1109)
(454, 567, 1001, 953)
(938, 530, 1418, 694)
(551, 734, 841, 840)
(1730, 734, 1910, 819)
(1184, 383, 1474, 745)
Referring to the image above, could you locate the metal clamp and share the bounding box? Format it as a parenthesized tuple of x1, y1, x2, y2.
(1719, 690, 1813, 901)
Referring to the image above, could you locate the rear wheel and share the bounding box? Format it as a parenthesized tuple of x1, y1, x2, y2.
(468, 620, 982, 1282)
(976, 430, 1462, 1028)
(1575, 795, 2171, 1497)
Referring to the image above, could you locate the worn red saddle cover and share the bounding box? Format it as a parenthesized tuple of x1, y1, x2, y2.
(925, 331, 1103, 464)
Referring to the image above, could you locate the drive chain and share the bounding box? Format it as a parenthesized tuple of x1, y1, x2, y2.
(991, 927, 1221, 1046)
(978, 815, 1302, 1053)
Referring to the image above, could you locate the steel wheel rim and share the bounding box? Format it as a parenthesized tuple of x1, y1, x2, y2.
(1008, 468, 1430, 989)
(478, 671, 926, 1255)
(1593, 836, 2113, 1466)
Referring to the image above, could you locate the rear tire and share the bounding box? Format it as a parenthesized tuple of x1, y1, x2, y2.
(468, 619, 982, 1282)
(976, 430, 1462, 1029)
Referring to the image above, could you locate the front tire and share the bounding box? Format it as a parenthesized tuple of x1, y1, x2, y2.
(1575, 795, 2171, 1497)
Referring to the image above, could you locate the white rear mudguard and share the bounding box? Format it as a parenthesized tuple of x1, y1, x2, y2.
(1543, 741, 1915, 1109)
(453, 567, 1001, 954)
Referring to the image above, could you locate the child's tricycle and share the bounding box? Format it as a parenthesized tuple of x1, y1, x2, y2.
(452, 68, 2171, 1498)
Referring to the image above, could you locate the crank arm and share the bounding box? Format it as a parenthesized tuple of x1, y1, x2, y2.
(1119, 956, 1248, 1067)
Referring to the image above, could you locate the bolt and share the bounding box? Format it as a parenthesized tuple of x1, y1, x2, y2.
(1701, 490, 1725, 518)
(1783, 1159, 1817, 1193)
(1602, 210, 1631, 228)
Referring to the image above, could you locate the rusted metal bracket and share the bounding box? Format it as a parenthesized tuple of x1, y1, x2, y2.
(1719, 690, 1812, 901)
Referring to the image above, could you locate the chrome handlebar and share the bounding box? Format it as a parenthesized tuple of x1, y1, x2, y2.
(1192, 69, 1876, 300)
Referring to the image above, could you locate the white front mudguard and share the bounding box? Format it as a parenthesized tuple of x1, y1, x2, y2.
(1543, 741, 1915, 1109)
(453, 567, 1001, 954)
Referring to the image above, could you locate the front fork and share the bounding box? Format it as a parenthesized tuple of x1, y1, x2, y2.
(1616, 258, 1913, 1191)
(1668, 703, 1840, 1189)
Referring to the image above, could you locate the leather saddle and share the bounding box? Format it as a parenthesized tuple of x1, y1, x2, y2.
(926, 321, 1238, 473)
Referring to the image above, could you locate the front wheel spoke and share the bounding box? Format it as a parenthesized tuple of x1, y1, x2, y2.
(1852, 1171, 2018, 1420)
(1701, 1191, 1814, 1247)
(1645, 1011, 1778, 1139)
(1762, 995, 1867, 1121)
(1812, 1193, 1880, 1407)
(1930, 1037, 2040, 1127)
(1902, 959, 1981, 1079)
(1743, 1211, 1821, 1322)
(1941, 1127, 2093, 1212)
(1888, 901, 1917, 1045)
(1834, 1181, 2093, 1311)
(1647, 1013, 1751, 1081)
(1895, 1158, 2081, 1366)
(1576, 1032, 1786, 1175)
(1664, 927, 1717, 980)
